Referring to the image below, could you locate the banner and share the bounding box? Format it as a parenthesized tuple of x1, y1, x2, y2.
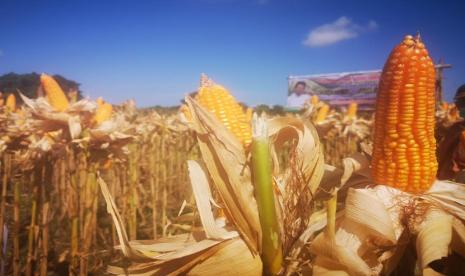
(287, 70, 381, 109)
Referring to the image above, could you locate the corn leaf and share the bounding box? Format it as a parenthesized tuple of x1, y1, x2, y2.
(185, 96, 261, 254)
(187, 160, 238, 240)
(267, 116, 325, 253)
(416, 208, 453, 269)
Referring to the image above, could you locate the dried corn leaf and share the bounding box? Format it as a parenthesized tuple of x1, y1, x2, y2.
(312, 179, 465, 275)
(310, 186, 407, 275)
(124, 237, 196, 253)
(97, 174, 154, 261)
(20, 93, 53, 111)
(187, 160, 238, 240)
(20, 93, 83, 138)
(108, 238, 259, 276)
(423, 267, 445, 276)
(422, 180, 465, 221)
(340, 152, 371, 187)
(416, 208, 452, 269)
(267, 116, 325, 253)
(345, 188, 397, 244)
(316, 165, 344, 200)
(312, 257, 350, 276)
(20, 93, 96, 113)
(185, 96, 261, 254)
(67, 115, 81, 139)
(452, 217, 465, 257)
(189, 237, 262, 275)
(268, 116, 324, 196)
(89, 118, 133, 144)
(154, 239, 225, 261)
(107, 239, 228, 276)
(99, 174, 246, 275)
(66, 98, 97, 112)
(310, 230, 373, 276)
(284, 209, 331, 275)
(317, 153, 373, 202)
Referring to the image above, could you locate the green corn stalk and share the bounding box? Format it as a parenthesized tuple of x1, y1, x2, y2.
(251, 114, 283, 275)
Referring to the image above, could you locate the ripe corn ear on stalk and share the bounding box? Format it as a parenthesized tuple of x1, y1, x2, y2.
(96, 97, 104, 106)
(315, 104, 329, 123)
(40, 73, 70, 111)
(94, 102, 113, 125)
(6, 94, 16, 112)
(346, 102, 358, 119)
(371, 35, 437, 193)
(246, 107, 253, 123)
(311, 95, 319, 105)
(195, 78, 252, 146)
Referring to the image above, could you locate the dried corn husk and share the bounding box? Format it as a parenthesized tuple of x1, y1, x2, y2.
(19, 93, 96, 139)
(311, 153, 465, 275)
(185, 96, 262, 253)
(98, 158, 260, 275)
(267, 116, 325, 253)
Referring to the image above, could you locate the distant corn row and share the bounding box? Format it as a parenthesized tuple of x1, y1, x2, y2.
(0, 75, 198, 275)
(302, 98, 373, 167)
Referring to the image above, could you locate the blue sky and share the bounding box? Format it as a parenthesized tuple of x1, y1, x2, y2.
(1, 0, 464, 107)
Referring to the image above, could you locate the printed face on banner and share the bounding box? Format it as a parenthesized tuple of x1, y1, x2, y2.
(287, 71, 381, 109)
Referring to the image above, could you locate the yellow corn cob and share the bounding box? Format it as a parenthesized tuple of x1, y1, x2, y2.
(6, 94, 16, 112)
(245, 107, 253, 122)
(346, 102, 358, 119)
(96, 97, 104, 107)
(94, 102, 113, 125)
(311, 95, 319, 105)
(196, 84, 252, 146)
(16, 109, 26, 125)
(315, 104, 329, 123)
(371, 35, 437, 194)
(40, 74, 69, 111)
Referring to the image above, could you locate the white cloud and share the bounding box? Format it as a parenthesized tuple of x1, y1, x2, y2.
(303, 16, 378, 47)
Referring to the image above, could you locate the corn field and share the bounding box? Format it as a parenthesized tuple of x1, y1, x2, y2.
(0, 73, 373, 275)
(0, 75, 203, 275)
(1, 35, 465, 276)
